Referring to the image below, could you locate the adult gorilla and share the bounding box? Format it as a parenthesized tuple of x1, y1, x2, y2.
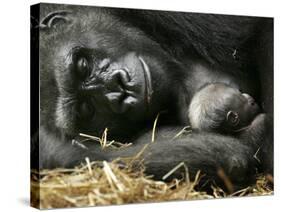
(31, 4, 273, 189)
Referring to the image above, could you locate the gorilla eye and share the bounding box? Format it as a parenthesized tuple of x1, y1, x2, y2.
(76, 57, 89, 78)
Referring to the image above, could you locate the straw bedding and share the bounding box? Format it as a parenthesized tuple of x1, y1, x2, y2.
(31, 157, 273, 209)
(31, 127, 273, 209)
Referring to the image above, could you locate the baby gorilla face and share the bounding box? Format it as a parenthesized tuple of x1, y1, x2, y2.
(219, 86, 261, 131)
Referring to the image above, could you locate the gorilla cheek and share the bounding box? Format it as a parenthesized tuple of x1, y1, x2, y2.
(55, 97, 77, 133)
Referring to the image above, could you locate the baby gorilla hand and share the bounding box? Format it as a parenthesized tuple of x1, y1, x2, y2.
(251, 113, 267, 129)
(239, 113, 267, 147)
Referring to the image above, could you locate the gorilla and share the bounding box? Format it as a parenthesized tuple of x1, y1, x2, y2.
(188, 83, 261, 134)
(31, 3, 273, 190)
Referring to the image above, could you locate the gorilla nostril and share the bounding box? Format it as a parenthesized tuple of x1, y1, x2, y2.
(110, 69, 131, 90)
(248, 98, 256, 106)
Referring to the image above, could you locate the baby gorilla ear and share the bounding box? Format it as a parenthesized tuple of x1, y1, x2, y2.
(226, 111, 240, 126)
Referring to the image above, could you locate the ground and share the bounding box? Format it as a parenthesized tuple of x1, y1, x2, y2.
(31, 157, 273, 209)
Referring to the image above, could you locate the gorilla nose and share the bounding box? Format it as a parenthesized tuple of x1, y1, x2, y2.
(103, 68, 138, 114)
(80, 67, 137, 114)
(242, 93, 256, 106)
(242, 93, 260, 115)
(107, 69, 131, 90)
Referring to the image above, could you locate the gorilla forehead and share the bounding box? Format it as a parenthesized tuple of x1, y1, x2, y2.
(41, 7, 164, 59)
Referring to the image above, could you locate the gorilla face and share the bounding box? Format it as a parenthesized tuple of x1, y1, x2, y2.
(40, 8, 178, 138)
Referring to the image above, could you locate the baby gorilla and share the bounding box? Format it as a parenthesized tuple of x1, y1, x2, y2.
(188, 83, 261, 134)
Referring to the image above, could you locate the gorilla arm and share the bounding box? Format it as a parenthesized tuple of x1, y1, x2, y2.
(38, 126, 258, 187)
(238, 113, 273, 174)
(137, 128, 258, 186)
(39, 127, 107, 169)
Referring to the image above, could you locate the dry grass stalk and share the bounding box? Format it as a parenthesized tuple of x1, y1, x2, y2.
(162, 162, 188, 181)
(31, 157, 211, 209)
(79, 130, 132, 149)
(31, 126, 273, 209)
(151, 113, 161, 142)
(31, 155, 273, 209)
(217, 168, 234, 193)
(172, 126, 192, 140)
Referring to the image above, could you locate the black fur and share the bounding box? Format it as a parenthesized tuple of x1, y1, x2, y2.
(31, 3, 273, 190)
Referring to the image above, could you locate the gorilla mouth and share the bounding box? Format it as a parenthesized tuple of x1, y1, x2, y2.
(139, 56, 153, 104)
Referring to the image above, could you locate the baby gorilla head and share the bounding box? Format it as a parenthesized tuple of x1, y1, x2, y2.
(188, 83, 261, 134)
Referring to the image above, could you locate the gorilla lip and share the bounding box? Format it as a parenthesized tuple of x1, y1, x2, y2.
(139, 56, 153, 104)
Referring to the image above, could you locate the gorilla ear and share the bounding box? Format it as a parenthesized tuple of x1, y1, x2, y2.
(226, 111, 240, 126)
(39, 10, 72, 29)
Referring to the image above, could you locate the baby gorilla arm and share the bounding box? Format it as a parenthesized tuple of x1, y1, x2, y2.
(238, 113, 268, 148)
(136, 128, 258, 187)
